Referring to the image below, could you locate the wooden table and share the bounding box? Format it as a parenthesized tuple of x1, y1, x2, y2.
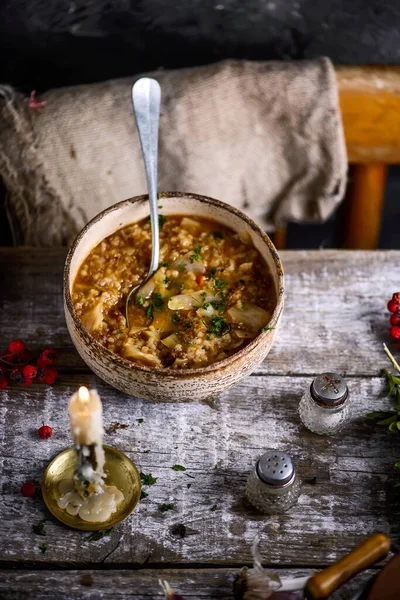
(1, 249, 399, 599)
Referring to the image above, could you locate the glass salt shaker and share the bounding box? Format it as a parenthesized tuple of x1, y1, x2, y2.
(246, 450, 301, 514)
(299, 372, 350, 435)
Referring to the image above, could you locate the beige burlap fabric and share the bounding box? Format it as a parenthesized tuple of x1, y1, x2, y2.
(0, 58, 347, 246)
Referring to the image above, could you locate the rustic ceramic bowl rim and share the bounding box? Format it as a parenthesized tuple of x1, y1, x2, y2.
(64, 191, 284, 378)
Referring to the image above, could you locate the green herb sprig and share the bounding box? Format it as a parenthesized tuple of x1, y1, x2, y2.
(32, 519, 46, 536)
(367, 344, 400, 484)
(207, 315, 231, 337)
(140, 472, 158, 485)
(189, 244, 202, 264)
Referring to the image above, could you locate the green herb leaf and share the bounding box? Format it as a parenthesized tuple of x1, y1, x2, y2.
(213, 278, 228, 297)
(153, 292, 164, 311)
(178, 263, 187, 273)
(146, 304, 154, 321)
(210, 299, 224, 313)
(207, 315, 231, 337)
(140, 490, 149, 500)
(137, 418, 144, 423)
(136, 295, 144, 307)
(39, 543, 47, 554)
(164, 277, 171, 285)
(189, 244, 202, 264)
(113, 329, 123, 335)
(140, 472, 158, 485)
(32, 519, 46, 536)
(160, 503, 174, 512)
(261, 326, 275, 332)
(179, 282, 185, 292)
(210, 504, 220, 511)
(377, 415, 399, 426)
(161, 262, 170, 268)
(172, 464, 186, 471)
(366, 410, 397, 421)
(88, 527, 115, 542)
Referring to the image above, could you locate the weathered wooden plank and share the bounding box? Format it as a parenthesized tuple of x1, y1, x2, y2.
(0, 567, 377, 600)
(1, 249, 399, 377)
(0, 375, 398, 566)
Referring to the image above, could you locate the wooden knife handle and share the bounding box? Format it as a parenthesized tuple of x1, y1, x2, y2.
(305, 533, 391, 599)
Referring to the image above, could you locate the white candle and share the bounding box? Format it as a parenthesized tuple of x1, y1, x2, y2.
(69, 386, 105, 481)
(69, 386, 104, 447)
(58, 386, 125, 521)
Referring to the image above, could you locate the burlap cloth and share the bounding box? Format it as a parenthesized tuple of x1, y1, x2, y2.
(0, 58, 347, 246)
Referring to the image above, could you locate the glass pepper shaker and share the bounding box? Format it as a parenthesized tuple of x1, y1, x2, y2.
(299, 372, 350, 435)
(246, 450, 301, 514)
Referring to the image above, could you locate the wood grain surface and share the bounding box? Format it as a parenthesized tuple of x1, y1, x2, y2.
(0, 568, 378, 599)
(0, 249, 399, 599)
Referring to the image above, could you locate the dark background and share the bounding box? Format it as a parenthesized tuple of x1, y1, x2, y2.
(1, 0, 399, 248)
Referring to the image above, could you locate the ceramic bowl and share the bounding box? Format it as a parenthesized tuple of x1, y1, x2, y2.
(64, 192, 284, 403)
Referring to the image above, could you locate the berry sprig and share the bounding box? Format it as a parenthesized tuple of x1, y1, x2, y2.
(388, 292, 400, 348)
(0, 339, 58, 389)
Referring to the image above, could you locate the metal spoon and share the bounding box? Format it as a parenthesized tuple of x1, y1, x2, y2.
(125, 77, 161, 328)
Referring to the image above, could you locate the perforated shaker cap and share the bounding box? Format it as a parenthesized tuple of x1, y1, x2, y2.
(311, 373, 348, 408)
(256, 451, 295, 487)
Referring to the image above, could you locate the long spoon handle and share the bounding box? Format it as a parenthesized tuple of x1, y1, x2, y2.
(132, 77, 161, 275)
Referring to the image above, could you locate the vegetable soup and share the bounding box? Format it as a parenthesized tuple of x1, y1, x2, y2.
(72, 215, 276, 369)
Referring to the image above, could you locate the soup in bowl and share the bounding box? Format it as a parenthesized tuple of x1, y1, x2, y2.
(64, 193, 284, 402)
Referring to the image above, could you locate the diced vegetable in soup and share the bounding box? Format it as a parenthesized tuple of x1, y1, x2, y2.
(72, 215, 276, 369)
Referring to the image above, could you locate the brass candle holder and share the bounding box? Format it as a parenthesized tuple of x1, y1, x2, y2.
(42, 445, 141, 531)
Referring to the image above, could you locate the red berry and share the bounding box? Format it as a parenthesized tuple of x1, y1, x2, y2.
(10, 367, 24, 383)
(38, 425, 53, 439)
(8, 339, 26, 355)
(40, 348, 57, 365)
(23, 364, 37, 379)
(390, 313, 400, 326)
(42, 367, 58, 384)
(388, 300, 399, 313)
(390, 326, 400, 340)
(21, 482, 35, 497)
(393, 292, 400, 304)
(0, 375, 8, 389)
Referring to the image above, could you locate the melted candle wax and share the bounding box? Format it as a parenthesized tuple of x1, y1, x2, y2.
(57, 386, 124, 522)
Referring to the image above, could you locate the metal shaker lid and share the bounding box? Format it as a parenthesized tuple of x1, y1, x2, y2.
(311, 373, 348, 407)
(256, 451, 295, 487)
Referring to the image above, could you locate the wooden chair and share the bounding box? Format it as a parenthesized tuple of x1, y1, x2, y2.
(274, 66, 400, 250)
